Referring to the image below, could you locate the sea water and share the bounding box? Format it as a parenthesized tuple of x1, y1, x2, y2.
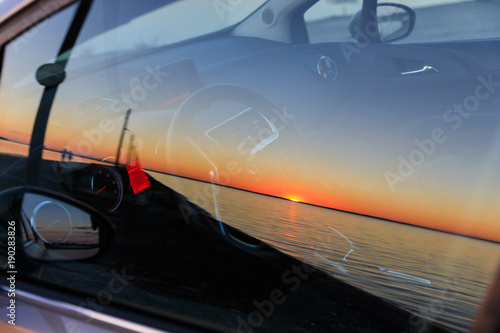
(151, 171, 500, 332)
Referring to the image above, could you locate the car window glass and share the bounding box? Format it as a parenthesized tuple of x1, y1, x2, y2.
(1, 1, 500, 332)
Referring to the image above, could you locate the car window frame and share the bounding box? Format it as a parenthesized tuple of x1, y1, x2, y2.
(0, 0, 78, 47)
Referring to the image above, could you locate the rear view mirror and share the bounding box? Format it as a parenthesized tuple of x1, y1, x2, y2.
(349, 3, 416, 43)
(1, 187, 112, 261)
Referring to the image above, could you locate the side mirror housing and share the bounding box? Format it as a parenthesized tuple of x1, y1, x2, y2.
(349, 3, 416, 43)
(0, 187, 113, 261)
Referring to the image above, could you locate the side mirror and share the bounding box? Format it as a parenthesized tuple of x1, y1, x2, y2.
(377, 3, 415, 42)
(349, 3, 416, 43)
(1, 187, 113, 261)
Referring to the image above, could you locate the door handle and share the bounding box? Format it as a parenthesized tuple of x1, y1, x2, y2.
(401, 65, 439, 76)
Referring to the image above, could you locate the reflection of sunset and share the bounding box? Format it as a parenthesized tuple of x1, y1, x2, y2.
(1, 28, 498, 245)
(2, 108, 500, 244)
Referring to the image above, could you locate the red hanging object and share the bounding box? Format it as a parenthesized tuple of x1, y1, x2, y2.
(126, 160, 151, 194)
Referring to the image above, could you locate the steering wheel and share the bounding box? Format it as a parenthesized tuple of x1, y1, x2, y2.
(165, 84, 312, 244)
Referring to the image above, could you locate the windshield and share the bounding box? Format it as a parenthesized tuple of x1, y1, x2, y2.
(1, 0, 500, 332)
